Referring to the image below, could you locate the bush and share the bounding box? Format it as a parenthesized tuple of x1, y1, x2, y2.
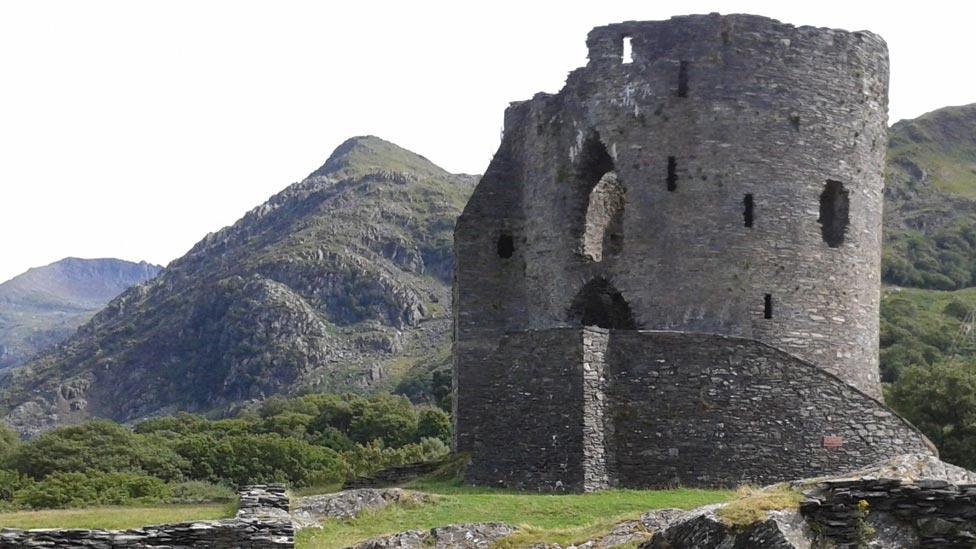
(0, 469, 33, 501)
(416, 407, 451, 444)
(10, 420, 187, 481)
(13, 471, 172, 509)
(175, 433, 347, 487)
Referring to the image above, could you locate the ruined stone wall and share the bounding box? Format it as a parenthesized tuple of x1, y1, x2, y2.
(457, 329, 587, 491)
(454, 13, 890, 398)
(607, 331, 932, 488)
(802, 479, 976, 547)
(0, 485, 293, 548)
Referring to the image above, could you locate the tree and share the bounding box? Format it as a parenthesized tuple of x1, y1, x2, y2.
(887, 359, 976, 469)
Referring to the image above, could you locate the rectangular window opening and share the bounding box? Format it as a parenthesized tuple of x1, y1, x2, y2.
(764, 294, 773, 319)
(677, 61, 689, 97)
(622, 36, 634, 64)
(744, 194, 754, 228)
(666, 156, 677, 192)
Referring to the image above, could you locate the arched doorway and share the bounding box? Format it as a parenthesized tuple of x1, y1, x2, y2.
(568, 278, 636, 329)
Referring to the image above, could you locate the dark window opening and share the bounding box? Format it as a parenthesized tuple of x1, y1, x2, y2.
(667, 156, 677, 191)
(568, 278, 637, 330)
(677, 61, 689, 97)
(818, 180, 850, 248)
(789, 114, 801, 131)
(578, 132, 615, 186)
(743, 194, 754, 228)
(497, 233, 514, 258)
(764, 294, 773, 319)
(622, 36, 633, 64)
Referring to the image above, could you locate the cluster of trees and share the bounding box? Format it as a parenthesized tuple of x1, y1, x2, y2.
(879, 287, 976, 469)
(0, 393, 450, 509)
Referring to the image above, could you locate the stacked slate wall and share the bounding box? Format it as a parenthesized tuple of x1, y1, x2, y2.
(607, 331, 932, 488)
(0, 485, 293, 548)
(802, 479, 976, 547)
(458, 329, 588, 491)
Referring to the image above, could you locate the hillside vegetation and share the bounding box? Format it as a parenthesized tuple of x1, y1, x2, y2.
(0, 137, 475, 435)
(883, 104, 976, 290)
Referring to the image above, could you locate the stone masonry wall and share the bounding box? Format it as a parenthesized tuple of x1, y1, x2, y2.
(801, 479, 976, 547)
(455, 13, 890, 398)
(458, 329, 587, 491)
(608, 331, 932, 488)
(0, 485, 293, 548)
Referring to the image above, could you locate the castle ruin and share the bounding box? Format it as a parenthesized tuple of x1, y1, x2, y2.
(453, 14, 934, 492)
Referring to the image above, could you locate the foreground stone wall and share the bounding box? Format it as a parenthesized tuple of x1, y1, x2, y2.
(0, 485, 293, 548)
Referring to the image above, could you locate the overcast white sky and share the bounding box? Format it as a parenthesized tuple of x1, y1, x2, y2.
(1, 0, 974, 283)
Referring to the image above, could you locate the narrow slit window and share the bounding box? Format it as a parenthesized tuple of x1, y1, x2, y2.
(622, 36, 633, 64)
(764, 294, 773, 319)
(818, 180, 850, 248)
(497, 233, 514, 258)
(677, 61, 689, 97)
(743, 194, 754, 228)
(666, 157, 677, 191)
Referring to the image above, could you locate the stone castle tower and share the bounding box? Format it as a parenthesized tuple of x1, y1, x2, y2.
(453, 14, 933, 492)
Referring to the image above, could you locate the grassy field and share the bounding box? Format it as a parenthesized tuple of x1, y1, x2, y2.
(0, 503, 237, 530)
(297, 480, 732, 549)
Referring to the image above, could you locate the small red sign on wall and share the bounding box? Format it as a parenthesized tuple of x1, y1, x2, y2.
(823, 435, 843, 449)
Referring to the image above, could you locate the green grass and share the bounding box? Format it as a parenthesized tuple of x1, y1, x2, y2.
(0, 503, 237, 530)
(296, 482, 732, 549)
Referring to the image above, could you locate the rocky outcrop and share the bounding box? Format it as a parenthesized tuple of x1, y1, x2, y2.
(643, 506, 810, 549)
(348, 523, 516, 549)
(644, 454, 976, 548)
(0, 484, 293, 548)
(291, 488, 430, 529)
(0, 137, 475, 434)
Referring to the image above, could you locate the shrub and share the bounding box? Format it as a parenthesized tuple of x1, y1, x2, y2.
(0, 469, 33, 501)
(10, 420, 187, 481)
(416, 407, 452, 444)
(13, 471, 172, 509)
(175, 433, 347, 487)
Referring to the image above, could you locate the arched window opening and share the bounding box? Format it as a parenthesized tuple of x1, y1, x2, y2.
(577, 132, 614, 186)
(582, 173, 626, 261)
(764, 294, 773, 319)
(818, 180, 850, 248)
(568, 278, 637, 330)
(497, 232, 514, 258)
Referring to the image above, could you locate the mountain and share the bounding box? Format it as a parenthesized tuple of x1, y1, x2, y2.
(0, 136, 476, 435)
(883, 104, 976, 290)
(0, 258, 162, 371)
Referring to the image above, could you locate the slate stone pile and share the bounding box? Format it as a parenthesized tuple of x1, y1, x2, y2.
(802, 478, 976, 547)
(0, 484, 293, 548)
